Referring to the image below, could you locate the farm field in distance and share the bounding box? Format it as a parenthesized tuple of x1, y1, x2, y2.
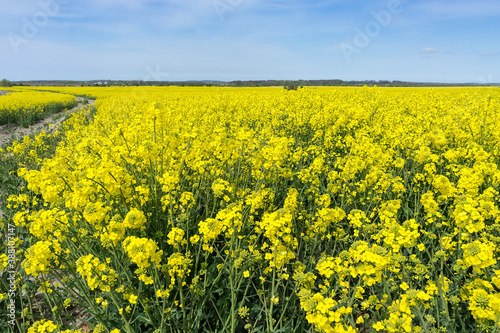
(1, 86, 500, 332)
(0, 89, 77, 127)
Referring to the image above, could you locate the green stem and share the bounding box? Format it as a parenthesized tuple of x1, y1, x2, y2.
(109, 292, 133, 333)
(492, 311, 500, 333)
(269, 244, 278, 332)
(415, 305, 430, 333)
(179, 278, 187, 332)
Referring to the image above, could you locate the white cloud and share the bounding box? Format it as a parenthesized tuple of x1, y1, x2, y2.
(420, 47, 439, 54)
(81, 0, 148, 10)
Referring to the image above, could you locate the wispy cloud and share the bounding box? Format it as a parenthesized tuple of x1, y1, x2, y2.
(420, 47, 439, 54)
(414, 0, 500, 19)
(479, 52, 500, 57)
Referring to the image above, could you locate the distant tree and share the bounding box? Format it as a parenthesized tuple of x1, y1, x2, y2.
(284, 84, 299, 91)
(1, 79, 13, 87)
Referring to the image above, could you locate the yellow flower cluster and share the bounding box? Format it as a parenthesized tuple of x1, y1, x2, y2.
(27, 319, 59, 333)
(27, 319, 84, 333)
(76, 254, 117, 291)
(22, 240, 60, 277)
(123, 236, 163, 269)
(6, 130, 62, 168)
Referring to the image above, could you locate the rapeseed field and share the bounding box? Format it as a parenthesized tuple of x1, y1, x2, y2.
(0, 90, 77, 127)
(1, 86, 500, 332)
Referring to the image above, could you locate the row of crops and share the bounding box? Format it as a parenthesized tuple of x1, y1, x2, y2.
(1, 86, 500, 332)
(0, 90, 77, 127)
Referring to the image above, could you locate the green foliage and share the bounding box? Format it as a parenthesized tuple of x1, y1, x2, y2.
(1, 79, 13, 87)
(284, 85, 299, 91)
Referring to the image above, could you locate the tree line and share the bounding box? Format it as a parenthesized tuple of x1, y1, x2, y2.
(2, 78, 498, 88)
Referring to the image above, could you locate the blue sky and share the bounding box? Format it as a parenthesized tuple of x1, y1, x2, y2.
(0, 0, 499, 82)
